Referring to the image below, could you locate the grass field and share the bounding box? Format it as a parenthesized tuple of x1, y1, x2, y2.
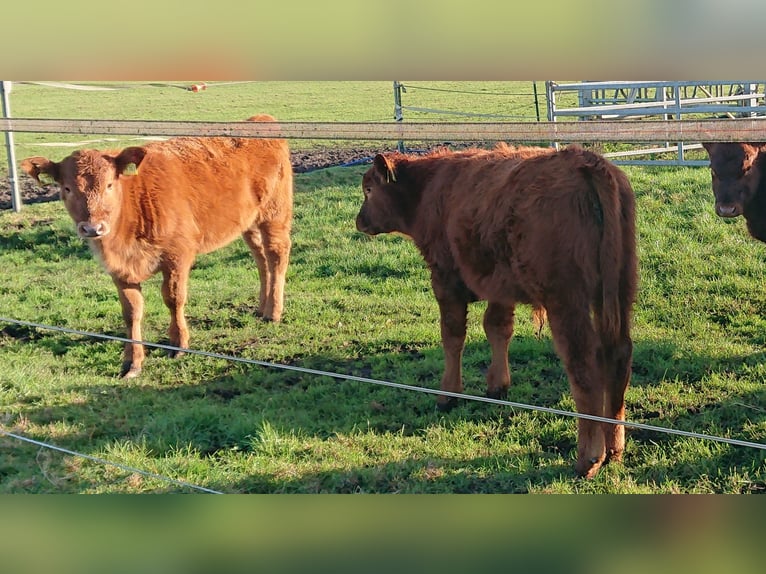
(0, 81, 544, 162)
(1, 82, 765, 493)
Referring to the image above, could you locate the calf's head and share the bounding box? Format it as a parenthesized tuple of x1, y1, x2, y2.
(21, 147, 146, 239)
(356, 154, 412, 236)
(702, 142, 765, 218)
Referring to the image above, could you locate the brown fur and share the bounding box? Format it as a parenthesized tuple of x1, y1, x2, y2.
(702, 142, 766, 241)
(20, 114, 293, 379)
(356, 143, 638, 478)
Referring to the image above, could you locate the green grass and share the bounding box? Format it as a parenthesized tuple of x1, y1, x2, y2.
(1, 82, 765, 493)
(1, 81, 542, 163)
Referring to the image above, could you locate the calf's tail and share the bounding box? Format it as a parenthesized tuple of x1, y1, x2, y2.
(578, 150, 635, 345)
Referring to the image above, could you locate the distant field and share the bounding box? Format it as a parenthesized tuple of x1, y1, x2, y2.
(0, 81, 543, 163)
(0, 82, 764, 493)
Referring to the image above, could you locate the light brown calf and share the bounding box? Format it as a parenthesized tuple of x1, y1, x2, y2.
(21, 114, 293, 378)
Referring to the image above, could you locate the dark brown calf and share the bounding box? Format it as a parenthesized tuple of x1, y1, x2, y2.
(356, 144, 638, 478)
(21, 114, 293, 378)
(702, 142, 766, 241)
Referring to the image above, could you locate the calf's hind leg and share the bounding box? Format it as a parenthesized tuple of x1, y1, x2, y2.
(242, 227, 270, 318)
(601, 330, 633, 462)
(160, 260, 193, 358)
(545, 301, 607, 479)
(243, 221, 291, 322)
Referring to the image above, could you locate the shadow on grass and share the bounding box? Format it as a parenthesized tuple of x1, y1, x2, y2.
(227, 454, 574, 494)
(4, 324, 766, 492)
(1, 322, 128, 361)
(0, 222, 91, 261)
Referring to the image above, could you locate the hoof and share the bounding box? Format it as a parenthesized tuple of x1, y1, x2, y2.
(486, 387, 508, 401)
(606, 448, 624, 464)
(575, 455, 605, 480)
(119, 363, 142, 379)
(167, 349, 186, 359)
(436, 396, 459, 412)
(256, 308, 280, 323)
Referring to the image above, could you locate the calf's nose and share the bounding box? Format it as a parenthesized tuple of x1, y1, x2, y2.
(77, 221, 111, 238)
(355, 213, 368, 232)
(715, 203, 740, 218)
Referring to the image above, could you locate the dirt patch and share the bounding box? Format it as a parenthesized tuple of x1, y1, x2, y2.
(0, 177, 59, 210)
(290, 146, 383, 174)
(1, 143, 484, 210)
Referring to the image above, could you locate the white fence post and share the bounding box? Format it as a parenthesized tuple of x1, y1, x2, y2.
(393, 81, 405, 152)
(1, 81, 21, 212)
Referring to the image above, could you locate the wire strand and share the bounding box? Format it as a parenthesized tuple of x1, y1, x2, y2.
(2, 316, 765, 452)
(0, 428, 223, 494)
(401, 105, 532, 120)
(401, 83, 536, 97)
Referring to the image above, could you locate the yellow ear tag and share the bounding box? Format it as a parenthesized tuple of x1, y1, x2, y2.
(122, 163, 138, 176)
(38, 172, 55, 185)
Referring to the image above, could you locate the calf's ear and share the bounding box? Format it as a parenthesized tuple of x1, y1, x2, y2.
(115, 146, 147, 176)
(743, 144, 760, 167)
(20, 156, 59, 185)
(373, 154, 397, 183)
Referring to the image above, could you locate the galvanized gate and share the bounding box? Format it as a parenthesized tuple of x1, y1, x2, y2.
(546, 81, 766, 166)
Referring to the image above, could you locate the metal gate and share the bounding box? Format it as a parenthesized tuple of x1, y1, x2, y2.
(546, 81, 766, 166)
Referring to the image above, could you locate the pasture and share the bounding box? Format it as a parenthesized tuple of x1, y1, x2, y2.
(1, 82, 765, 493)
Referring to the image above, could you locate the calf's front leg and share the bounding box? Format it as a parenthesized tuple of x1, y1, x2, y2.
(113, 277, 145, 378)
(435, 294, 468, 412)
(482, 301, 515, 400)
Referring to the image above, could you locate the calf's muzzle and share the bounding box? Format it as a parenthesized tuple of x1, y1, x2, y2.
(715, 203, 741, 218)
(77, 221, 111, 238)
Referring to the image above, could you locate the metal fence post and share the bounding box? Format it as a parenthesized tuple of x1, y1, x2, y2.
(393, 81, 405, 152)
(545, 81, 560, 151)
(674, 82, 684, 164)
(1, 81, 21, 212)
(532, 81, 541, 122)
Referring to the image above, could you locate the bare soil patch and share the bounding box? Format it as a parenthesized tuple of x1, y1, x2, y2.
(1, 143, 481, 210)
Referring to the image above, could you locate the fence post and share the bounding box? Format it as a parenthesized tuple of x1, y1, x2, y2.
(532, 81, 541, 122)
(393, 81, 405, 152)
(745, 83, 758, 117)
(1, 81, 21, 212)
(544, 81, 559, 151)
(673, 82, 684, 164)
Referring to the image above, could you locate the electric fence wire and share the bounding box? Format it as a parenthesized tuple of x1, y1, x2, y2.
(400, 83, 537, 97)
(0, 428, 224, 494)
(2, 316, 766, 455)
(396, 82, 543, 129)
(400, 106, 534, 120)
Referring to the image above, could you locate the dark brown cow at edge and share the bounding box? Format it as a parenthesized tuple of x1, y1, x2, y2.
(356, 144, 638, 478)
(20, 114, 293, 379)
(702, 142, 766, 240)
